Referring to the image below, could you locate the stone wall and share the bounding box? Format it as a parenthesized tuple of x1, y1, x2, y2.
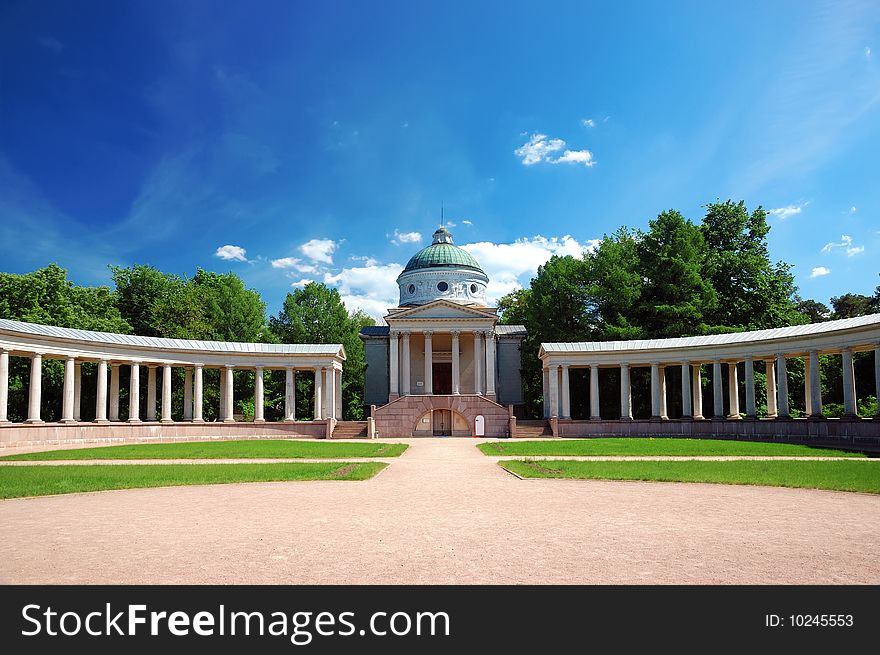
(374, 394, 511, 438)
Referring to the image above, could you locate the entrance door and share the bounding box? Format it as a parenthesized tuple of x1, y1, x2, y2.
(433, 363, 452, 394)
(432, 409, 452, 436)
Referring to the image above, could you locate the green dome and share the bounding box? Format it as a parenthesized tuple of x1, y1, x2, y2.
(402, 227, 485, 274)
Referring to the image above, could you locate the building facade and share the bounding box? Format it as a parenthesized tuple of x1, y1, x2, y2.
(361, 227, 527, 437)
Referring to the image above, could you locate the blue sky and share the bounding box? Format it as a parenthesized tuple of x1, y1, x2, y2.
(1, 0, 878, 320)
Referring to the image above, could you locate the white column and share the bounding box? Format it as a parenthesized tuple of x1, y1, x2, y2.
(841, 348, 856, 417)
(389, 331, 399, 397)
(744, 357, 756, 418)
(548, 364, 560, 418)
(590, 365, 600, 420)
(183, 367, 193, 421)
(712, 359, 723, 418)
(423, 331, 433, 394)
(327, 366, 337, 419)
(0, 349, 9, 423)
(765, 359, 777, 417)
(94, 358, 108, 424)
(219, 367, 226, 419)
(313, 367, 323, 419)
(804, 356, 813, 416)
(728, 362, 740, 418)
(128, 362, 141, 423)
(776, 354, 790, 418)
(451, 330, 461, 395)
(875, 345, 880, 418)
(73, 361, 82, 421)
(620, 363, 633, 420)
(485, 330, 496, 397)
(473, 331, 483, 394)
(681, 362, 692, 418)
(147, 366, 157, 421)
(650, 362, 661, 419)
(560, 365, 571, 419)
(223, 365, 234, 422)
(692, 364, 703, 419)
(659, 366, 667, 419)
(61, 355, 76, 423)
(322, 368, 328, 419)
(542, 366, 550, 418)
(335, 367, 343, 418)
(25, 353, 43, 423)
(808, 350, 822, 418)
(109, 363, 120, 421)
(254, 366, 265, 423)
(193, 365, 204, 422)
(401, 331, 411, 395)
(284, 367, 296, 421)
(161, 364, 173, 423)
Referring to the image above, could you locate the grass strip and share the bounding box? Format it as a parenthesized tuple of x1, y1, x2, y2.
(479, 438, 861, 458)
(0, 462, 387, 499)
(1, 440, 408, 461)
(499, 459, 880, 494)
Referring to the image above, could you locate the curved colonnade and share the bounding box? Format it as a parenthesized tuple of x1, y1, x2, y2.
(539, 314, 880, 444)
(0, 319, 345, 446)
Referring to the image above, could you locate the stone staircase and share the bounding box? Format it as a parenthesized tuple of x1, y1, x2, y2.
(331, 421, 368, 439)
(516, 419, 552, 438)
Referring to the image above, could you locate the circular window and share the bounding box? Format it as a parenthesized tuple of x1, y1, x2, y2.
(437, 281, 449, 292)
(408, 284, 415, 294)
(470, 283, 478, 294)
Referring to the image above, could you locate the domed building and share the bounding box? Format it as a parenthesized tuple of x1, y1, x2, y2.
(360, 227, 527, 437)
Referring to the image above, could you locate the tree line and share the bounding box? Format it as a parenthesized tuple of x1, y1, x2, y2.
(498, 200, 879, 419)
(0, 264, 373, 422)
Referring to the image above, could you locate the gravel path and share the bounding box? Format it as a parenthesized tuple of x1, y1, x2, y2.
(0, 438, 878, 584)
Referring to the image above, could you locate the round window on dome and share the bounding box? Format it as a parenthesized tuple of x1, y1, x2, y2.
(470, 283, 478, 294)
(408, 284, 415, 294)
(437, 281, 449, 292)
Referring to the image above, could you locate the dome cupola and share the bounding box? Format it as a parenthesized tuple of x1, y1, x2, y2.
(396, 227, 489, 307)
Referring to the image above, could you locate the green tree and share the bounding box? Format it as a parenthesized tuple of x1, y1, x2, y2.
(269, 283, 374, 419)
(700, 200, 802, 330)
(830, 293, 875, 319)
(794, 297, 831, 323)
(636, 210, 716, 337)
(588, 227, 644, 340)
(110, 265, 178, 336)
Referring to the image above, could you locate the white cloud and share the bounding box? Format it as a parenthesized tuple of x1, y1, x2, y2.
(768, 203, 807, 220)
(849, 206, 857, 214)
(552, 149, 595, 166)
(271, 256, 317, 272)
(810, 267, 831, 278)
(866, 46, 872, 60)
(821, 234, 863, 256)
(514, 133, 595, 167)
(390, 229, 422, 245)
(271, 256, 300, 269)
(462, 235, 601, 303)
(291, 278, 313, 288)
(462, 219, 473, 226)
(214, 244, 248, 262)
(323, 263, 402, 319)
(581, 118, 596, 128)
(299, 238, 337, 264)
(445, 221, 456, 228)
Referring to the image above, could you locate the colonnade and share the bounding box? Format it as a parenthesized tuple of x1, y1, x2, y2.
(0, 349, 343, 425)
(542, 346, 880, 421)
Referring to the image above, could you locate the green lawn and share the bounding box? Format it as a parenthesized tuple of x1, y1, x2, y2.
(479, 438, 862, 458)
(0, 462, 387, 499)
(500, 459, 880, 494)
(1, 440, 408, 461)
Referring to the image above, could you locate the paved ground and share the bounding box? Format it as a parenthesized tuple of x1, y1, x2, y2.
(1, 438, 878, 584)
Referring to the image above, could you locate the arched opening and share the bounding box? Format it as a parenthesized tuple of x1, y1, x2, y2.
(413, 409, 470, 437)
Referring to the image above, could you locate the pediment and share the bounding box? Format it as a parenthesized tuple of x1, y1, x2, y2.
(386, 300, 497, 321)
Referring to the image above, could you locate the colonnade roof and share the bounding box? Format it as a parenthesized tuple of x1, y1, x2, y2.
(0, 319, 346, 359)
(540, 313, 880, 358)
